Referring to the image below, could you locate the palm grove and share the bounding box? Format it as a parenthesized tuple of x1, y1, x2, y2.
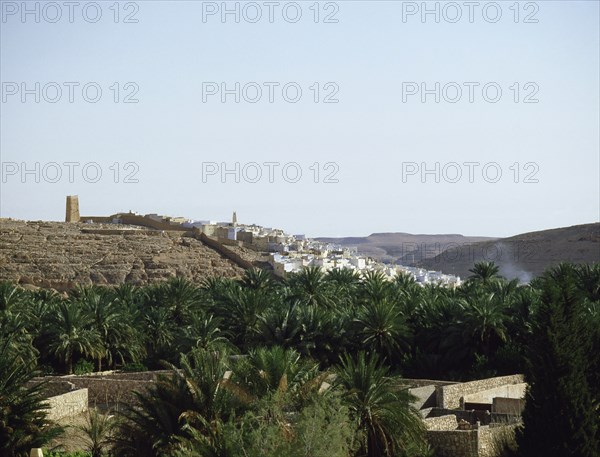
(1, 262, 599, 457)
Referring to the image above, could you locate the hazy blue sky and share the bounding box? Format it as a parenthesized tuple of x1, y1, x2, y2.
(1, 0, 599, 237)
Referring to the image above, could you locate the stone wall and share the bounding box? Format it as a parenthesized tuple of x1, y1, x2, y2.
(410, 385, 437, 410)
(118, 214, 189, 232)
(45, 388, 88, 421)
(427, 407, 491, 425)
(26, 380, 75, 398)
(423, 414, 458, 431)
(478, 424, 518, 457)
(426, 423, 518, 457)
(436, 375, 524, 409)
(196, 232, 254, 270)
(62, 377, 155, 405)
(464, 383, 526, 404)
(426, 429, 478, 457)
(492, 397, 525, 415)
(34, 370, 173, 406)
(401, 378, 458, 388)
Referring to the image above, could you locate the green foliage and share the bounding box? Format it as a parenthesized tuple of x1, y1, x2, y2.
(217, 394, 355, 457)
(1, 261, 599, 456)
(516, 264, 600, 457)
(73, 359, 94, 375)
(335, 352, 426, 457)
(75, 407, 115, 457)
(120, 362, 148, 372)
(43, 451, 92, 457)
(0, 340, 63, 456)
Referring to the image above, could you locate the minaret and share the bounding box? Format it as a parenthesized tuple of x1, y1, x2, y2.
(232, 211, 237, 226)
(65, 195, 80, 222)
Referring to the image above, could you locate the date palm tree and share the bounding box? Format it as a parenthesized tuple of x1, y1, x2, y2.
(232, 346, 322, 402)
(254, 301, 303, 349)
(353, 299, 412, 363)
(0, 339, 63, 455)
(325, 268, 361, 304)
(158, 277, 204, 326)
(143, 305, 177, 365)
(46, 299, 103, 374)
(335, 352, 425, 457)
(215, 287, 273, 351)
(461, 293, 508, 358)
(287, 267, 334, 308)
(468, 261, 501, 285)
(112, 347, 238, 457)
(359, 270, 394, 304)
(78, 286, 144, 371)
(240, 268, 275, 291)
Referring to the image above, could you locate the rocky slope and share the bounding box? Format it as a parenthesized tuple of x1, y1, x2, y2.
(0, 219, 244, 290)
(420, 223, 600, 281)
(315, 233, 497, 265)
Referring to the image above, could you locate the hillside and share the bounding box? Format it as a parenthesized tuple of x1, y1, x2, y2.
(0, 219, 244, 290)
(419, 223, 600, 281)
(315, 233, 497, 265)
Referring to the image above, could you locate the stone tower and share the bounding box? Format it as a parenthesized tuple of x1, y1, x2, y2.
(65, 195, 80, 222)
(232, 211, 237, 226)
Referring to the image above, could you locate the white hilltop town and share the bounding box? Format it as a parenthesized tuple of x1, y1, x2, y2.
(66, 195, 462, 286)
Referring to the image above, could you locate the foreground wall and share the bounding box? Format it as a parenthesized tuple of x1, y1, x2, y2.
(427, 429, 479, 457)
(478, 424, 518, 457)
(463, 383, 526, 404)
(34, 370, 172, 406)
(426, 424, 518, 457)
(45, 388, 88, 421)
(436, 375, 524, 409)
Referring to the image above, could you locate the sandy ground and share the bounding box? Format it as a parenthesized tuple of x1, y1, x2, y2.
(48, 412, 90, 452)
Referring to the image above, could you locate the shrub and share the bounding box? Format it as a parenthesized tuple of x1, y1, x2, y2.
(120, 362, 148, 372)
(74, 359, 94, 375)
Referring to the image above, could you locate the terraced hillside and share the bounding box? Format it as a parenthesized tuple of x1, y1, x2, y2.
(0, 219, 244, 290)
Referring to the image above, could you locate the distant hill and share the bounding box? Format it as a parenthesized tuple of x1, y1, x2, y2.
(315, 233, 497, 265)
(419, 223, 600, 281)
(317, 224, 600, 281)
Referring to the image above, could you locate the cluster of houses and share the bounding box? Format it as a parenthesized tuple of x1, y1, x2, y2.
(179, 212, 462, 286)
(73, 197, 461, 286)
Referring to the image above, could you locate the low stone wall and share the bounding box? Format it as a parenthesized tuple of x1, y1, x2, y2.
(34, 370, 173, 406)
(436, 375, 524, 409)
(45, 388, 88, 421)
(65, 370, 170, 381)
(426, 423, 518, 457)
(492, 397, 525, 415)
(401, 378, 458, 388)
(410, 385, 437, 410)
(464, 383, 526, 404)
(80, 228, 158, 236)
(427, 408, 491, 426)
(423, 414, 458, 431)
(426, 429, 478, 457)
(478, 424, 518, 457)
(118, 214, 189, 232)
(196, 232, 254, 270)
(63, 377, 154, 405)
(26, 380, 75, 398)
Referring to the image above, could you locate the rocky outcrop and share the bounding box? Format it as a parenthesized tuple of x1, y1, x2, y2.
(0, 219, 244, 289)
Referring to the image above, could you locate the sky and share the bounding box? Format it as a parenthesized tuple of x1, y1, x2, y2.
(1, 0, 599, 238)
